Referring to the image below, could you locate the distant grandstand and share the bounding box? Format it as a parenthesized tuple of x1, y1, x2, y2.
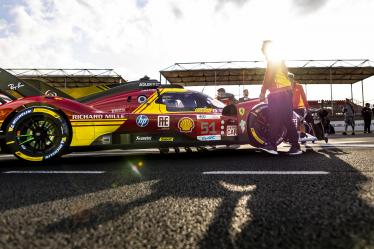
(5, 68, 126, 88)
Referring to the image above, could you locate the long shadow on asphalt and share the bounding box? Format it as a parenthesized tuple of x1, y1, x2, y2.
(1, 147, 374, 248)
(26, 147, 374, 249)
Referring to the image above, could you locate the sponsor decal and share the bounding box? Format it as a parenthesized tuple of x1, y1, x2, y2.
(158, 116, 170, 128)
(159, 137, 174, 142)
(136, 115, 149, 127)
(139, 82, 160, 87)
(135, 136, 152, 141)
(196, 114, 221, 120)
(8, 82, 24, 90)
(44, 141, 65, 160)
(197, 135, 221, 141)
(201, 121, 217, 135)
(9, 109, 33, 131)
(137, 95, 147, 104)
(293, 118, 298, 128)
(45, 90, 57, 97)
(72, 114, 126, 120)
(226, 125, 237, 136)
(195, 108, 213, 113)
(239, 108, 245, 116)
(240, 120, 246, 133)
(178, 117, 194, 133)
(111, 108, 126, 113)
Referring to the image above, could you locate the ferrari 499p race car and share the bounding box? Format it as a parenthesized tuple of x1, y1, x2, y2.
(0, 68, 325, 162)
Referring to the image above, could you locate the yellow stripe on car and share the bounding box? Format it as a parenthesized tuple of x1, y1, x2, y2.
(250, 128, 265, 145)
(71, 119, 127, 122)
(71, 121, 125, 126)
(15, 152, 43, 162)
(132, 91, 160, 114)
(33, 108, 60, 119)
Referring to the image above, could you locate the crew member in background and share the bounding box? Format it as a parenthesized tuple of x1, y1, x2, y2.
(361, 103, 372, 133)
(216, 88, 238, 105)
(342, 98, 355, 135)
(289, 73, 310, 138)
(239, 89, 250, 102)
(259, 40, 301, 155)
(289, 73, 309, 115)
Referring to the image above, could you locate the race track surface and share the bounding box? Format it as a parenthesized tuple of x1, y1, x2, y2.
(1, 134, 374, 249)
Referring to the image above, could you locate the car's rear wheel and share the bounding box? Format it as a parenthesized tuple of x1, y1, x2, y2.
(5, 107, 70, 162)
(247, 104, 284, 148)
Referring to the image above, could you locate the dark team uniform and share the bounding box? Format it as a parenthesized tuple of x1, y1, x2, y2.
(217, 93, 238, 105)
(362, 106, 372, 133)
(261, 60, 299, 150)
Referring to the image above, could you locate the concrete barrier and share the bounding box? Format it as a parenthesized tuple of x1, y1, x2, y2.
(331, 120, 374, 132)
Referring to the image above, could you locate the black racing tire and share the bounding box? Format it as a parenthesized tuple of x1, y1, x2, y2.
(247, 104, 284, 148)
(4, 107, 70, 162)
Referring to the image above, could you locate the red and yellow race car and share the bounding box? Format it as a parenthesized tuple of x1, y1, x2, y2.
(0, 68, 311, 162)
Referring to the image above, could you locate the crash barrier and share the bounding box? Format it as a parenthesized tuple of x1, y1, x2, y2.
(331, 120, 374, 132)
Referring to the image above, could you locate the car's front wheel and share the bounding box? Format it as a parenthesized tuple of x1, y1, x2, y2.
(5, 107, 70, 162)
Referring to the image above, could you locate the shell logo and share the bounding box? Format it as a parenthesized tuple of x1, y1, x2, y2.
(178, 117, 194, 133)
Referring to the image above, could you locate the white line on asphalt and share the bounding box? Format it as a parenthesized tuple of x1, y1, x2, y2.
(317, 144, 374, 148)
(2, 171, 106, 174)
(202, 171, 330, 175)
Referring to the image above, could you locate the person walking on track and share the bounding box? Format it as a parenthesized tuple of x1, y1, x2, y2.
(342, 98, 355, 135)
(259, 40, 302, 156)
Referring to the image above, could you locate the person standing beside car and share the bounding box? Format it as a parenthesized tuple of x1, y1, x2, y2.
(342, 98, 355, 135)
(216, 88, 238, 105)
(361, 103, 372, 133)
(239, 89, 250, 102)
(259, 40, 301, 155)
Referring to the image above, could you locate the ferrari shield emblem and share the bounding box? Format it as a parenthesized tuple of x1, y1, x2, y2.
(239, 108, 245, 116)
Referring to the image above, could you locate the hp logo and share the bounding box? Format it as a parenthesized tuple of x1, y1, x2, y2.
(136, 115, 149, 127)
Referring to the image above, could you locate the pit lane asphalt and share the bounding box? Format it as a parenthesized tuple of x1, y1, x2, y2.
(1, 135, 374, 249)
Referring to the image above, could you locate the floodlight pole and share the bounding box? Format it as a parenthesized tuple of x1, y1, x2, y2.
(361, 80, 364, 106)
(329, 68, 334, 116)
(214, 71, 217, 94)
(350, 83, 353, 101)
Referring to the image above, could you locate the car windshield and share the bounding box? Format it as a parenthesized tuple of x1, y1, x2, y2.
(159, 93, 198, 111)
(205, 95, 226, 108)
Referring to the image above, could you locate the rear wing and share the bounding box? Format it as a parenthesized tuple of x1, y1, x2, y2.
(0, 68, 73, 100)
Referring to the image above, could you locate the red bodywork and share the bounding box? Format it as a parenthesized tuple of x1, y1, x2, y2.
(0, 87, 261, 152)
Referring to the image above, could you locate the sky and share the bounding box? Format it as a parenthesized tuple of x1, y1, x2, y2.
(1, 0, 374, 103)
